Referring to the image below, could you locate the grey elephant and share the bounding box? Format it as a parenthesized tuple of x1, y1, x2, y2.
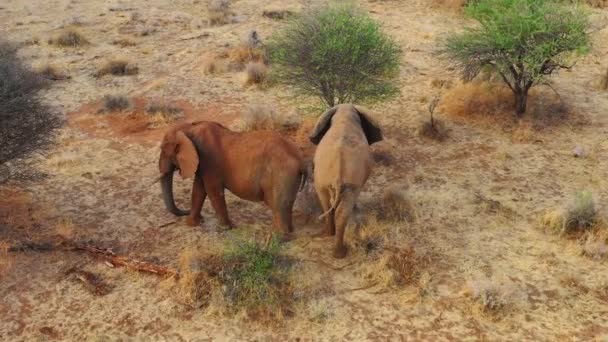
(309, 104, 383, 258)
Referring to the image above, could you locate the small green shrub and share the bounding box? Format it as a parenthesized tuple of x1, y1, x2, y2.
(221, 236, 289, 313)
(565, 191, 597, 232)
(442, 0, 590, 117)
(269, 3, 401, 107)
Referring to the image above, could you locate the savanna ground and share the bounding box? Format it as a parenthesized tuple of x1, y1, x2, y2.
(1, 0, 608, 340)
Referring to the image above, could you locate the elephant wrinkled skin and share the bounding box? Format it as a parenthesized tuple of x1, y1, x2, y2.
(309, 104, 383, 258)
(159, 121, 306, 238)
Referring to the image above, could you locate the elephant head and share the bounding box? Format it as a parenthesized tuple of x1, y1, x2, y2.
(158, 127, 199, 216)
(309, 104, 383, 145)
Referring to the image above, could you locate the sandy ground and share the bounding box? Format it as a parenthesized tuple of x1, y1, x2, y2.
(1, 0, 608, 340)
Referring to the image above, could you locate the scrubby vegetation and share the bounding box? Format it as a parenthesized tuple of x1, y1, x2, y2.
(0, 40, 60, 182)
(95, 59, 139, 77)
(269, 3, 401, 107)
(98, 95, 133, 113)
(48, 29, 89, 47)
(442, 0, 590, 116)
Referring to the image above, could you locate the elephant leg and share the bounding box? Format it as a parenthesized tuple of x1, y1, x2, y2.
(206, 182, 234, 229)
(333, 190, 358, 259)
(187, 175, 207, 227)
(314, 188, 335, 237)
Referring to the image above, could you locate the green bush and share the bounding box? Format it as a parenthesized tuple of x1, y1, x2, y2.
(222, 236, 289, 312)
(268, 3, 401, 107)
(442, 0, 590, 117)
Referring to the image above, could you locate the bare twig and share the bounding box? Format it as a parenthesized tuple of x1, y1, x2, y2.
(346, 281, 378, 292)
(66, 268, 111, 295)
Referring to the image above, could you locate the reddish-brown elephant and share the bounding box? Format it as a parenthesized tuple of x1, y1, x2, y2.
(158, 121, 306, 238)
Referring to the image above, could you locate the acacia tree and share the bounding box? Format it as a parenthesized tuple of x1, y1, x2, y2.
(268, 3, 401, 107)
(442, 0, 590, 117)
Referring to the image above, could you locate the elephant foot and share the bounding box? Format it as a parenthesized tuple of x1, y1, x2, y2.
(186, 215, 202, 227)
(333, 245, 347, 259)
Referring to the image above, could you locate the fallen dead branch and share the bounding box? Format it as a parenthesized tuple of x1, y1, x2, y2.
(9, 239, 177, 277)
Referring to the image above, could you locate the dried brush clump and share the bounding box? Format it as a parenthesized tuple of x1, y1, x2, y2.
(170, 248, 221, 309)
(207, 0, 234, 25)
(48, 29, 89, 47)
(229, 31, 267, 70)
(366, 186, 414, 222)
(540, 191, 598, 235)
(145, 100, 184, 127)
(112, 38, 137, 47)
(35, 63, 70, 81)
(243, 62, 267, 86)
(98, 95, 133, 113)
(236, 103, 287, 132)
(462, 277, 521, 318)
(418, 97, 448, 141)
(200, 52, 224, 74)
(95, 59, 139, 77)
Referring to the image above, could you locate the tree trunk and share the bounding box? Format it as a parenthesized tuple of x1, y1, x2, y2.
(515, 89, 528, 117)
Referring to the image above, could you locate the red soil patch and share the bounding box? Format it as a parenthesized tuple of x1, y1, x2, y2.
(68, 97, 241, 145)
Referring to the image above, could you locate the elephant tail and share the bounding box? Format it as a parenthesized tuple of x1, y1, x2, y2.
(318, 183, 353, 220)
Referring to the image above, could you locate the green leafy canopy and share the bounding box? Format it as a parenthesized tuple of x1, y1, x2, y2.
(442, 0, 590, 115)
(268, 3, 402, 107)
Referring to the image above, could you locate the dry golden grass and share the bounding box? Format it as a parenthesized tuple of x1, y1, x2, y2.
(585, 0, 608, 8)
(48, 28, 89, 47)
(200, 52, 224, 75)
(55, 218, 75, 240)
(207, 0, 233, 25)
(95, 59, 139, 77)
(170, 247, 220, 309)
(236, 103, 286, 131)
(112, 38, 137, 47)
(243, 62, 267, 86)
(145, 100, 183, 127)
(35, 63, 70, 80)
(98, 94, 133, 113)
(229, 45, 266, 67)
(439, 81, 570, 127)
(365, 186, 415, 222)
(462, 277, 520, 319)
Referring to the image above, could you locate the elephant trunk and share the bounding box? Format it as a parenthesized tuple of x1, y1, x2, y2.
(160, 162, 189, 216)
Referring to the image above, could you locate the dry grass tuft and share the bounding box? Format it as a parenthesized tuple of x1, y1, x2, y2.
(371, 142, 395, 166)
(171, 247, 221, 309)
(365, 186, 414, 222)
(35, 63, 70, 81)
(539, 191, 600, 236)
(585, 0, 608, 8)
(200, 52, 223, 74)
(112, 38, 137, 47)
(145, 100, 184, 127)
(243, 62, 268, 86)
(48, 29, 89, 47)
(237, 103, 287, 131)
(98, 95, 133, 113)
(418, 98, 448, 141)
(95, 59, 139, 77)
(207, 0, 233, 25)
(55, 218, 75, 240)
(463, 277, 520, 318)
(230, 46, 266, 65)
(263, 9, 295, 20)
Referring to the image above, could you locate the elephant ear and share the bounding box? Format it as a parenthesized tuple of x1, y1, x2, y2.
(309, 106, 338, 145)
(355, 106, 383, 145)
(175, 131, 199, 179)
